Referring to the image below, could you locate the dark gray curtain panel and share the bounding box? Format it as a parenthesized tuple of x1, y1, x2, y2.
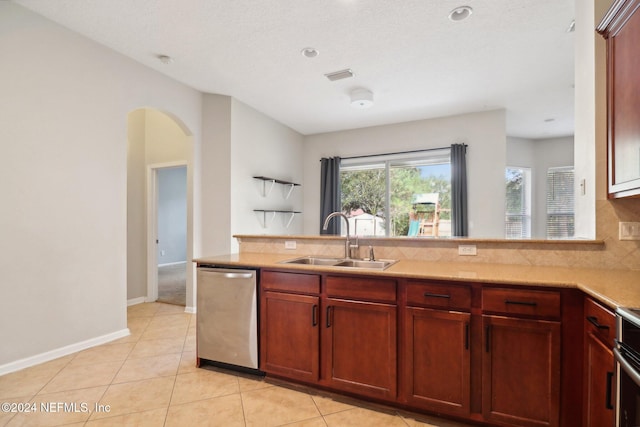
(451, 144, 468, 237)
(320, 157, 341, 235)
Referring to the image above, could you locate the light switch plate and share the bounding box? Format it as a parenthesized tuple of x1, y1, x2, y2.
(458, 245, 477, 256)
(285, 240, 297, 249)
(619, 222, 640, 241)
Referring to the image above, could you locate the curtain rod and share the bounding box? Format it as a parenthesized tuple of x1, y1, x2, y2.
(338, 144, 466, 161)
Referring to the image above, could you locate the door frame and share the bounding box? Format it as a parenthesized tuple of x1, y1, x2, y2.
(146, 161, 188, 302)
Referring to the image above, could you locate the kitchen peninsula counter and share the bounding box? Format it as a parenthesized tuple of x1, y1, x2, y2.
(194, 252, 640, 310)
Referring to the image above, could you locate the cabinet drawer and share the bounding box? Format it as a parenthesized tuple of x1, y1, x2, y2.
(405, 281, 471, 311)
(585, 297, 615, 348)
(262, 270, 320, 294)
(325, 276, 396, 303)
(482, 287, 561, 319)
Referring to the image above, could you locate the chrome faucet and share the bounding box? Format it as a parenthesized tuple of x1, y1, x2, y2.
(322, 212, 357, 259)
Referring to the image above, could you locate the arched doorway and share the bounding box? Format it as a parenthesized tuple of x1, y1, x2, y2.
(127, 108, 195, 311)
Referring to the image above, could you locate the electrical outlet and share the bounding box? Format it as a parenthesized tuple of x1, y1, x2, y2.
(160, 250, 165, 256)
(285, 240, 297, 249)
(458, 245, 477, 256)
(619, 222, 640, 241)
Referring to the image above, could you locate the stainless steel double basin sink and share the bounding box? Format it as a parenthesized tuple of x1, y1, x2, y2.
(279, 256, 397, 270)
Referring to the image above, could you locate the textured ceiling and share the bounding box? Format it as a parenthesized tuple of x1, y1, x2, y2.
(14, 0, 575, 138)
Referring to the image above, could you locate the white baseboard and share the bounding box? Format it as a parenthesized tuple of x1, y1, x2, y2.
(184, 306, 196, 314)
(0, 328, 130, 376)
(158, 261, 187, 267)
(127, 297, 146, 306)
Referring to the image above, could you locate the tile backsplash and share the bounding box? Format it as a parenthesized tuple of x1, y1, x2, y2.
(237, 199, 640, 271)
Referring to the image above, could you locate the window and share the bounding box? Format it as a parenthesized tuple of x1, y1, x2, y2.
(546, 167, 574, 239)
(340, 150, 451, 237)
(505, 167, 531, 238)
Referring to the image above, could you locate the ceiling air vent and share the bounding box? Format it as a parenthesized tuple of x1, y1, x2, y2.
(324, 69, 354, 81)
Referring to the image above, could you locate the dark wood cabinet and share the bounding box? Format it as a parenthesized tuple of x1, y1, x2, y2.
(321, 275, 397, 400)
(401, 280, 472, 417)
(260, 271, 397, 400)
(403, 307, 471, 416)
(481, 287, 562, 427)
(322, 297, 397, 400)
(258, 270, 590, 427)
(583, 297, 616, 427)
(260, 271, 321, 383)
(597, 0, 640, 198)
(482, 315, 561, 427)
(261, 291, 320, 382)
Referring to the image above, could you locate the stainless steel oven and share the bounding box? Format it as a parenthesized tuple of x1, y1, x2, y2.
(615, 307, 640, 426)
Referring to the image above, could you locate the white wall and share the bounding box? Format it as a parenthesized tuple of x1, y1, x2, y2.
(303, 110, 507, 237)
(0, 2, 202, 369)
(200, 95, 233, 258)
(230, 100, 305, 252)
(573, 0, 599, 238)
(507, 136, 574, 238)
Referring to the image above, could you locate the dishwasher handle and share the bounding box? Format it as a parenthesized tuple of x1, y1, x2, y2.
(198, 268, 255, 280)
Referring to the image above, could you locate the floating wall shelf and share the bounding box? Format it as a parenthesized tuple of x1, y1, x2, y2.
(253, 176, 301, 199)
(253, 210, 302, 228)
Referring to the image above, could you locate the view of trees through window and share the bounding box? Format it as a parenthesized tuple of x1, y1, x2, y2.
(340, 158, 451, 237)
(505, 167, 531, 238)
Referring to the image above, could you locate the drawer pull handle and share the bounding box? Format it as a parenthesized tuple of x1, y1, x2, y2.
(326, 306, 332, 328)
(504, 299, 537, 307)
(424, 292, 451, 299)
(465, 323, 470, 350)
(606, 371, 614, 410)
(485, 325, 491, 353)
(312, 305, 318, 327)
(587, 315, 610, 330)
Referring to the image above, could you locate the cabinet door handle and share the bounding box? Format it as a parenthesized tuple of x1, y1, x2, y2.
(485, 325, 491, 353)
(326, 306, 332, 328)
(587, 316, 610, 330)
(424, 292, 451, 299)
(465, 323, 470, 350)
(606, 371, 614, 410)
(504, 299, 537, 307)
(312, 305, 318, 327)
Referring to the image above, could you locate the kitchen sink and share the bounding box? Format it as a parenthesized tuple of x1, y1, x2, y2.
(280, 256, 397, 270)
(281, 256, 344, 266)
(333, 259, 397, 269)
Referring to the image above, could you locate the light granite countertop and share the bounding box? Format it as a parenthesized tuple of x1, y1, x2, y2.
(193, 252, 640, 310)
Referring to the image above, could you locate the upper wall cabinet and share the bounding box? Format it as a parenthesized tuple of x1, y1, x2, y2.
(597, 0, 640, 198)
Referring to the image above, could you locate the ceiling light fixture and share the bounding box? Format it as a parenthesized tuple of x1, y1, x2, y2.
(350, 88, 374, 109)
(301, 47, 319, 58)
(448, 6, 473, 22)
(325, 69, 354, 81)
(157, 54, 174, 64)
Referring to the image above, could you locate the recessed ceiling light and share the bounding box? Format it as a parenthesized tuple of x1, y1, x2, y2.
(157, 54, 174, 64)
(301, 47, 319, 58)
(448, 6, 473, 22)
(325, 69, 355, 81)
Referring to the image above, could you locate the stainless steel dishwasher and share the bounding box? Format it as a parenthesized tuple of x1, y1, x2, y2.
(196, 266, 260, 373)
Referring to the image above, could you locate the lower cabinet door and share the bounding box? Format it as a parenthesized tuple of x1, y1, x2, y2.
(482, 315, 561, 427)
(403, 307, 471, 417)
(260, 291, 320, 382)
(584, 331, 615, 427)
(322, 298, 397, 400)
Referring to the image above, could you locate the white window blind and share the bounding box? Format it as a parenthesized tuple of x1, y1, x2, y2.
(546, 167, 574, 239)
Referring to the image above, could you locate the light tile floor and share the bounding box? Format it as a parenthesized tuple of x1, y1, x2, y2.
(0, 302, 474, 427)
